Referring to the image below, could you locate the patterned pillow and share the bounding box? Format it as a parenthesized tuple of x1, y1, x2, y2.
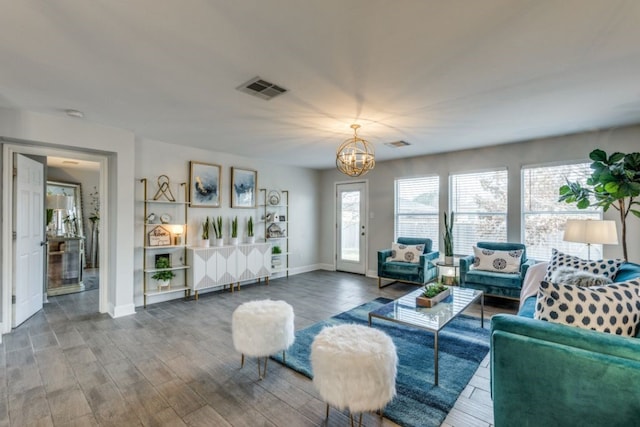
(544, 249, 623, 282)
(387, 243, 424, 264)
(534, 279, 640, 336)
(472, 247, 523, 273)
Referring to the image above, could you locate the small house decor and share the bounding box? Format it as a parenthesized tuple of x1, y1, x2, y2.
(148, 226, 171, 246)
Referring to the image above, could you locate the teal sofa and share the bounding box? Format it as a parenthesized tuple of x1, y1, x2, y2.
(377, 237, 439, 288)
(459, 241, 535, 299)
(490, 261, 640, 427)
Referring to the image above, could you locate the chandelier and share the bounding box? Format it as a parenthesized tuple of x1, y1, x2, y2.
(336, 124, 375, 177)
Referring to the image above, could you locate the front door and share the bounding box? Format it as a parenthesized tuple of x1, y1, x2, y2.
(13, 154, 45, 327)
(336, 182, 367, 274)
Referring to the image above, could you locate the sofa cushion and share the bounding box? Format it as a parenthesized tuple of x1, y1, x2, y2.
(544, 249, 623, 282)
(465, 269, 522, 289)
(534, 279, 640, 337)
(473, 247, 523, 273)
(387, 242, 423, 264)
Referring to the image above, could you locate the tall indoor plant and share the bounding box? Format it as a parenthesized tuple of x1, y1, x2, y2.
(559, 149, 640, 260)
(212, 215, 223, 246)
(443, 211, 455, 264)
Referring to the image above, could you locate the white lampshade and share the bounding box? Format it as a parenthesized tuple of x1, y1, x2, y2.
(563, 219, 618, 245)
(46, 194, 74, 210)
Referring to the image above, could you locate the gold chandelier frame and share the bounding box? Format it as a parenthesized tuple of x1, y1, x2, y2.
(336, 124, 375, 177)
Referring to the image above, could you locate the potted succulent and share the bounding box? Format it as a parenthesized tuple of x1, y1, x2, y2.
(246, 216, 255, 243)
(152, 257, 175, 290)
(212, 216, 223, 246)
(201, 216, 210, 247)
(416, 282, 450, 308)
(230, 216, 239, 245)
(443, 211, 455, 264)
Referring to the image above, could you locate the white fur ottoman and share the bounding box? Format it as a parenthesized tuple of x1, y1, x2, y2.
(232, 299, 295, 379)
(311, 324, 397, 425)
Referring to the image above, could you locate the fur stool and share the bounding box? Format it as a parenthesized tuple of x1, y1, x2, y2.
(232, 299, 295, 379)
(311, 324, 397, 426)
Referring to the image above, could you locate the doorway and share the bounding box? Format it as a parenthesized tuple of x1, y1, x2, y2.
(335, 181, 368, 274)
(2, 142, 108, 331)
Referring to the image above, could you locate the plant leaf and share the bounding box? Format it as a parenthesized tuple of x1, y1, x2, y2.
(589, 149, 607, 162)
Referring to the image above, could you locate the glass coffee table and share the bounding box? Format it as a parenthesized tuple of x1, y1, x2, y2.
(368, 287, 484, 386)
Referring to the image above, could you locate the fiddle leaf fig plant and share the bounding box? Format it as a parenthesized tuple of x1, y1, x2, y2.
(559, 149, 640, 260)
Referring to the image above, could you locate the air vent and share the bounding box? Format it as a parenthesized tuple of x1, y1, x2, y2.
(237, 77, 288, 100)
(384, 140, 411, 148)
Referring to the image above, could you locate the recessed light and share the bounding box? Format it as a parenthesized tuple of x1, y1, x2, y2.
(65, 109, 84, 118)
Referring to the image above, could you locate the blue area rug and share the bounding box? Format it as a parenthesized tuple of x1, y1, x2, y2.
(271, 297, 490, 427)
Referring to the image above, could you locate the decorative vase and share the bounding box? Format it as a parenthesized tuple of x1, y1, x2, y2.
(416, 287, 450, 308)
(157, 279, 170, 290)
(201, 239, 210, 248)
(246, 236, 255, 244)
(444, 256, 454, 265)
(215, 238, 224, 247)
(230, 237, 238, 245)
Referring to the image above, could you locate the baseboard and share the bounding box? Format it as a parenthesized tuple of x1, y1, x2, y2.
(316, 263, 335, 271)
(110, 302, 136, 318)
(366, 269, 378, 279)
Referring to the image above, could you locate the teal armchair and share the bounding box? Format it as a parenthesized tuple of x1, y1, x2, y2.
(459, 241, 535, 299)
(377, 237, 439, 288)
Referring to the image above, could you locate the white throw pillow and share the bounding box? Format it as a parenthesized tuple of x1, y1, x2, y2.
(534, 279, 640, 337)
(544, 249, 623, 282)
(472, 247, 523, 273)
(387, 243, 424, 264)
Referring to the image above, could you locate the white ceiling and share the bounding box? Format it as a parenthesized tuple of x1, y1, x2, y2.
(1, 1, 639, 170)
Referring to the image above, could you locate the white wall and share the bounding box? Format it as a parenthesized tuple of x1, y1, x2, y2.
(319, 124, 640, 273)
(134, 138, 320, 306)
(0, 108, 136, 327)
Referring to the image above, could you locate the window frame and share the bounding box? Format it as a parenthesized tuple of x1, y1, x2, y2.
(394, 175, 440, 250)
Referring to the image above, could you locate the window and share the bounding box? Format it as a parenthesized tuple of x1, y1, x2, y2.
(395, 176, 439, 250)
(450, 169, 508, 255)
(522, 162, 600, 260)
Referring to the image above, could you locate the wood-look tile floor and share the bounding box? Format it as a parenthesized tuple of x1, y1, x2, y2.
(0, 271, 517, 426)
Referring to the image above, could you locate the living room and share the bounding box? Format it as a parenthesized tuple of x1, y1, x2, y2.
(1, 2, 640, 426)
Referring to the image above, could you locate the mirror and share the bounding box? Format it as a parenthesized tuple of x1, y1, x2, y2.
(46, 180, 84, 238)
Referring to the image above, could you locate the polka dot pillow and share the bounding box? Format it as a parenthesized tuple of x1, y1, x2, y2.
(534, 279, 640, 336)
(387, 243, 424, 264)
(544, 249, 623, 282)
(472, 247, 523, 273)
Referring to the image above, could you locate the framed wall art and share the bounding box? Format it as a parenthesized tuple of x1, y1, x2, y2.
(148, 226, 171, 246)
(231, 167, 257, 208)
(190, 161, 221, 208)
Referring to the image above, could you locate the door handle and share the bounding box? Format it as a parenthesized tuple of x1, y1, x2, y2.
(41, 241, 49, 246)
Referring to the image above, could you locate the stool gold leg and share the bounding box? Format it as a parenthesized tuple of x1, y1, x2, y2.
(241, 354, 245, 368)
(282, 350, 286, 364)
(263, 356, 268, 378)
(325, 403, 330, 419)
(349, 413, 354, 427)
(358, 413, 363, 427)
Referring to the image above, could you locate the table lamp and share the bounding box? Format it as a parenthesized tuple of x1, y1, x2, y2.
(562, 219, 618, 260)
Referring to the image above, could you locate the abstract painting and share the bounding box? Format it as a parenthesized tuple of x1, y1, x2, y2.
(231, 167, 257, 208)
(190, 161, 221, 207)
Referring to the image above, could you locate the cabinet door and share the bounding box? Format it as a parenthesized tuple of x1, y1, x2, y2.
(189, 248, 211, 291)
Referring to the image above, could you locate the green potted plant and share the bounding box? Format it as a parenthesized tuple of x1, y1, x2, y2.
(152, 257, 175, 289)
(559, 149, 640, 260)
(272, 245, 282, 254)
(246, 216, 255, 243)
(416, 282, 450, 307)
(211, 215, 223, 246)
(230, 216, 238, 245)
(201, 216, 210, 247)
(443, 211, 455, 264)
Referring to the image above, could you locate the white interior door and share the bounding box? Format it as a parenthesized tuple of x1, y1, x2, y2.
(13, 154, 45, 327)
(336, 182, 367, 274)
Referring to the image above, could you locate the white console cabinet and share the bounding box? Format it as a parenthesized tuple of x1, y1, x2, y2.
(187, 243, 271, 298)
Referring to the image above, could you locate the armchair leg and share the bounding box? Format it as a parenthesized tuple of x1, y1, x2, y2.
(378, 278, 397, 289)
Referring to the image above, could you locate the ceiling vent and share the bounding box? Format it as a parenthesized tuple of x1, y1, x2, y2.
(237, 77, 288, 100)
(384, 140, 411, 148)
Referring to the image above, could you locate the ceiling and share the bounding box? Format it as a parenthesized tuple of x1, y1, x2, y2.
(1, 1, 639, 170)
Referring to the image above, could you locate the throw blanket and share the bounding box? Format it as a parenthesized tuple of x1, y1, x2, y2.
(519, 262, 548, 309)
